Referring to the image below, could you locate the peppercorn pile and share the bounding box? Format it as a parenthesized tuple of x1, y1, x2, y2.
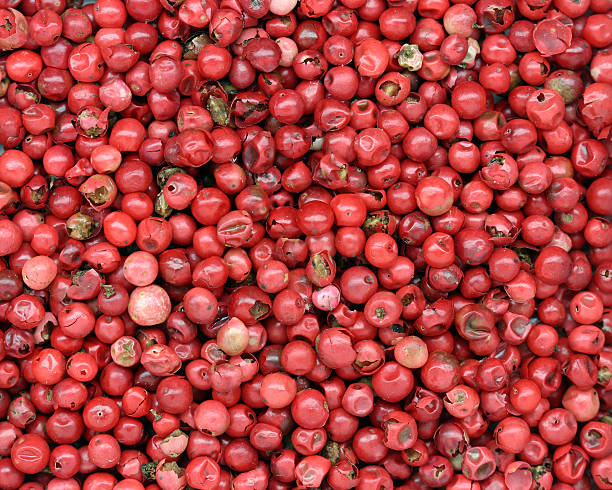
(0, 0, 611, 488)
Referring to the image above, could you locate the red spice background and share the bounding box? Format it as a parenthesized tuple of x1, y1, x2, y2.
(0, 0, 611, 488)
